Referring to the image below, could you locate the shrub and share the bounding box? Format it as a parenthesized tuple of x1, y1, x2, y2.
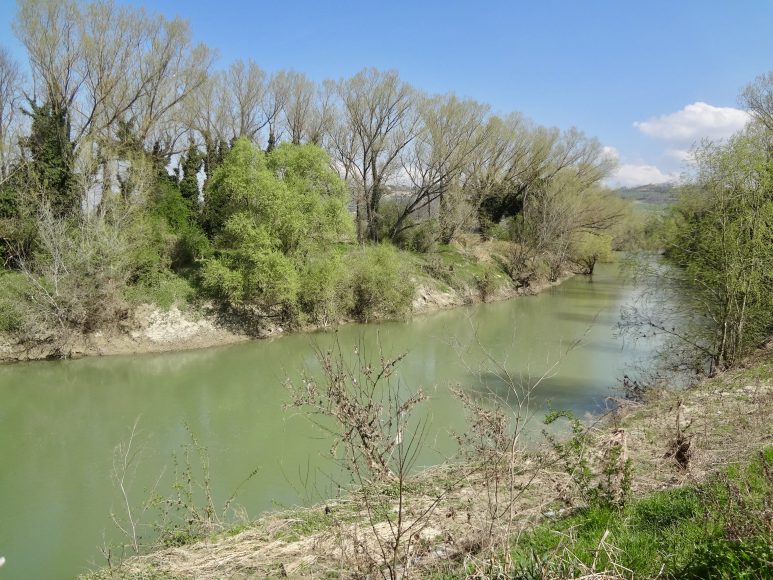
(0, 270, 26, 332)
(200, 139, 353, 318)
(124, 270, 196, 310)
(346, 244, 415, 321)
(297, 253, 348, 325)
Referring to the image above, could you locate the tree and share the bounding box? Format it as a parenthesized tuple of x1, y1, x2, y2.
(281, 71, 315, 145)
(741, 71, 773, 133)
(391, 93, 490, 243)
(334, 68, 419, 242)
(262, 71, 289, 152)
(200, 139, 353, 315)
(221, 59, 268, 142)
(21, 100, 78, 217)
(665, 131, 773, 369)
(571, 231, 613, 275)
(475, 124, 615, 233)
(14, 0, 214, 194)
(178, 140, 203, 209)
(0, 47, 22, 184)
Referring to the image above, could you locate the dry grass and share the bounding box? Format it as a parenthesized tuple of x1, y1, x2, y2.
(84, 348, 773, 579)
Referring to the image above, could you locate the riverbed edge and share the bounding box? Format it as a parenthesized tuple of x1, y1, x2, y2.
(0, 269, 576, 364)
(81, 345, 773, 579)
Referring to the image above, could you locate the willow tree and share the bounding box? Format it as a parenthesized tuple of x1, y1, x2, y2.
(392, 93, 490, 243)
(334, 68, 418, 242)
(200, 139, 352, 314)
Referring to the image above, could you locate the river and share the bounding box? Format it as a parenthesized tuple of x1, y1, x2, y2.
(0, 260, 664, 579)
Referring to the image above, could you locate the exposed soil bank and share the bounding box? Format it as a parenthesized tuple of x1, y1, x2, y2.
(84, 346, 773, 579)
(0, 267, 574, 364)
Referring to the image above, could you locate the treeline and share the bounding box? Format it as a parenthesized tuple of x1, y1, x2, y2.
(645, 74, 773, 372)
(0, 0, 634, 350)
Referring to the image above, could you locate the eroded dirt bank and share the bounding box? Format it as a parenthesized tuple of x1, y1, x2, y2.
(0, 270, 574, 364)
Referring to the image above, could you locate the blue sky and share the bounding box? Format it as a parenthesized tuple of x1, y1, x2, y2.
(1, 0, 771, 186)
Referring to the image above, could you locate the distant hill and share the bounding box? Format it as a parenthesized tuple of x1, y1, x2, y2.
(616, 183, 678, 205)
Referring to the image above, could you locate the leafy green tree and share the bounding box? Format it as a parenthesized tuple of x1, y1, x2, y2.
(666, 131, 773, 369)
(571, 231, 613, 275)
(21, 100, 77, 217)
(179, 141, 203, 209)
(200, 139, 353, 316)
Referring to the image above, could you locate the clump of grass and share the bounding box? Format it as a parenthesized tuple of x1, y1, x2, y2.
(477, 447, 773, 579)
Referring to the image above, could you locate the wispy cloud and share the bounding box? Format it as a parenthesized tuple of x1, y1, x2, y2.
(634, 102, 749, 141)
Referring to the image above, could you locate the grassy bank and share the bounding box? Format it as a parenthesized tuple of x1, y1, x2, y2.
(85, 346, 772, 579)
(0, 237, 573, 363)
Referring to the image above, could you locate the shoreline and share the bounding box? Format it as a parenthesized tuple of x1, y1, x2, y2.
(83, 345, 773, 579)
(0, 270, 576, 364)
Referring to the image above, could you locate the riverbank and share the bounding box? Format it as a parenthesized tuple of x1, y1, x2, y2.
(85, 345, 773, 578)
(0, 240, 575, 363)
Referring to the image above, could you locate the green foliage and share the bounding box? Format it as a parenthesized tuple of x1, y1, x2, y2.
(346, 244, 416, 321)
(473, 266, 499, 301)
(664, 132, 773, 367)
(149, 180, 193, 233)
(504, 448, 773, 579)
(297, 252, 348, 324)
(570, 231, 613, 275)
(200, 139, 354, 318)
(124, 270, 196, 310)
(0, 270, 27, 332)
(178, 141, 203, 209)
(201, 212, 300, 310)
(21, 101, 78, 218)
(0, 186, 37, 266)
(147, 180, 211, 270)
(378, 202, 438, 253)
(543, 410, 633, 508)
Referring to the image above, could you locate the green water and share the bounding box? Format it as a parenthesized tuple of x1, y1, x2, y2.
(0, 262, 663, 579)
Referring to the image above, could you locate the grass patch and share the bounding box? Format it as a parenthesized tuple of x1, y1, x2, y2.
(124, 271, 197, 310)
(498, 447, 773, 579)
(0, 270, 27, 332)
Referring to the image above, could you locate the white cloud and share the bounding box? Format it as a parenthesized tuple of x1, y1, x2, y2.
(634, 102, 750, 141)
(602, 145, 620, 161)
(608, 163, 679, 188)
(664, 148, 694, 163)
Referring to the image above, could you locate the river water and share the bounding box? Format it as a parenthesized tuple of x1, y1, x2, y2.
(0, 261, 663, 578)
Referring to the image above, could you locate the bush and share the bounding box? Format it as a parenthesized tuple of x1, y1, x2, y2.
(0, 270, 27, 332)
(200, 139, 353, 318)
(124, 270, 196, 310)
(4, 199, 179, 353)
(346, 244, 415, 321)
(297, 253, 348, 325)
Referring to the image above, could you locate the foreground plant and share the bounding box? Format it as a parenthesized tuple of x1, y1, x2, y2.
(286, 335, 451, 579)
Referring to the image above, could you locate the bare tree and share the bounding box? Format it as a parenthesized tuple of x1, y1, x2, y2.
(14, 0, 214, 190)
(0, 47, 22, 183)
(222, 59, 268, 142)
(336, 68, 419, 242)
(392, 93, 490, 242)
(741, 71, 773, 132)
(282, 71, 315, 145)
(262, 70, 290, 151)
(306, 78, 336, 146)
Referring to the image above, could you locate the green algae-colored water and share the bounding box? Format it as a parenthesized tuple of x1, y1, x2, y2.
(0, 261, 664, 578)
